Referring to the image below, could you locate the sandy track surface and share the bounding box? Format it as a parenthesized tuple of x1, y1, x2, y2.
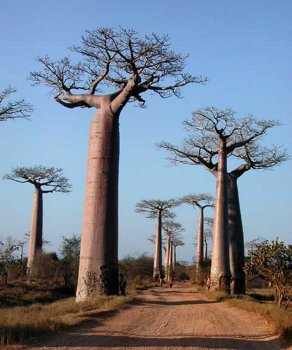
(26, 283, 281, 350)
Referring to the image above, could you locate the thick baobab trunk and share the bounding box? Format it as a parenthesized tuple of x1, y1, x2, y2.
(76, 106, 119, 300)
(165, 234, 171, 281)
(169, 242, 174, 278)
(203, 239, 208, 261)
(210, 141, 231, 292)
(196, 207, 204, 267)
(196, 207, 204, 283)
(163, 246, 167, 267)
(173, 245, 176, 270)
(168, 241, 174, 281)
(153, 210, 163, 280)
(166, 238, 173, 282)
(27, 187, 43, 272)
(228, 175, 245, 294)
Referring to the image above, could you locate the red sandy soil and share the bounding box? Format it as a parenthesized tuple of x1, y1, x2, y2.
(23, 282, 283, 350)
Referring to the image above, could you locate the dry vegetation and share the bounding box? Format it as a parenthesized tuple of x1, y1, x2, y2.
(0, 252, 155, 346)
(0, 287, 134, 346)
(200, 287, 292, 346)
(1, 248, 291, 347)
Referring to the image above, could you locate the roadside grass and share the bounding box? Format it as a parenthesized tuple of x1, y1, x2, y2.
(0, 280, 70, 308)
(198, 286, 292, 346)
(228, 298, 292, 344)
(0, 290, 135, 346)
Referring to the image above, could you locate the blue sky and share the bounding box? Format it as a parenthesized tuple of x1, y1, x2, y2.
(0, 0, 291, 262)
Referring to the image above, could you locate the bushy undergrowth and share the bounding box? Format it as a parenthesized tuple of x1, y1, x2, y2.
(119, 253, 153, 287)
(0, 292, 134, 345)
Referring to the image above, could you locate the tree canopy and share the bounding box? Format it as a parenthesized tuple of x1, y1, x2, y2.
(158, 106, 287, 176)
(162, 221, 184, 238)
(179, 193, 214, 209)
(135, 199, 176, 219)
(3, 165, 71, 193)
(30, 28, 206, 109)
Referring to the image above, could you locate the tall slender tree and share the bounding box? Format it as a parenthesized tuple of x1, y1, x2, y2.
(163, 221, 184, 281)
(0, 87, 33, 122)
(158, 107, 286, 293)
(30, 28, 205, 299)
(172, 238, 184, 269)
(179, 194, 214, 281)
(203, 217, 214, 261)
(136, 199, 176, 281)
(3, 166, 71, 272)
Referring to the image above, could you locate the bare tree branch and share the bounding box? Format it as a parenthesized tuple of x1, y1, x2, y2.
(158, 106, 287, 178)
(30, 27, 206, 110)
(0, 87, 33, 122)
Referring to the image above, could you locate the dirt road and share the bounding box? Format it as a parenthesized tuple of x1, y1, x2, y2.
(27, 283, 282, 350)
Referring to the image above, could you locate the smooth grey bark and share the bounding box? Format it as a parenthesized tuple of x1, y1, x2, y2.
(195, 208, 205, 283)
(169, 241, 174, 280)
(74, 78, 137, 301)
(163, 246, 167, 269)
(76, 106, 120, 299)
(164, 232, 170, 281)
(27, 187, 43, 272)
(211, 141, 231, 292)
(196, 207, 204, 267)
(153, 210, 163, 280)
(228, 175, 245, 295)
(173, 244, 176, 270)
(203, 239, 208, 261)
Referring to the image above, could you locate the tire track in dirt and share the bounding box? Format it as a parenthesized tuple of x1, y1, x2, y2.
(26, 283, 281, 350)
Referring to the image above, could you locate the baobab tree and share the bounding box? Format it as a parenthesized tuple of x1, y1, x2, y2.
(172, 238, 184, 269)
(228, 143, 288, 293)
(136, 199, 176, 281)
(3, 166, 71, 272)
(158, 107, 286, 293)
(0, 87, 33, 122)
(179, 194, 214, 281)
(30, 28, 205, 299)
(163, 221, 184, 281)
(203, 217, 214, 261)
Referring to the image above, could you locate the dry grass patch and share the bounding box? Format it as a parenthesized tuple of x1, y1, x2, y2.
(0, 281, 69, 308)
(0, 291, 135, 346)
(199, 286, 292, 346)
(228, 298, 292, 345)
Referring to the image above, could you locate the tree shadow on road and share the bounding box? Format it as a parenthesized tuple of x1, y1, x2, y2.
(133, 299, 217, 306)
(28, 333, 281, 349)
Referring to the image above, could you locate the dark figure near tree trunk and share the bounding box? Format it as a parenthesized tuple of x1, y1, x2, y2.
(119, 273, 127, 296)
